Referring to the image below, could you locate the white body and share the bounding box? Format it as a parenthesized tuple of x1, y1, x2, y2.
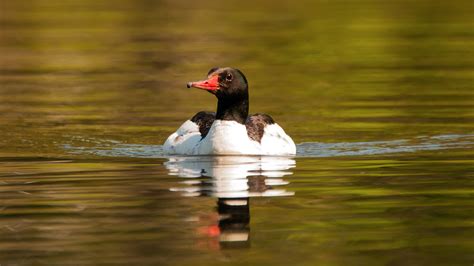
(163, 120, 296, 155)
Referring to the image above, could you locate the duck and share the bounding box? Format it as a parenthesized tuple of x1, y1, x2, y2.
(163, 67, 296, 155)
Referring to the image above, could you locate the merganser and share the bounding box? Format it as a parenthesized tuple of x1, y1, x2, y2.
(163, 67, 296, 155)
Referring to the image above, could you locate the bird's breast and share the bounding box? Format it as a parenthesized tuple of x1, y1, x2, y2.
(195, 120, 260, 155)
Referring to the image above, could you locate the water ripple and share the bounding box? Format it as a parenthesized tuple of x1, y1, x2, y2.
(64, 133, 474, 158)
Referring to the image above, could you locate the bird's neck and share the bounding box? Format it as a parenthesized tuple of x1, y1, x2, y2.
(216, 95, 249, 124)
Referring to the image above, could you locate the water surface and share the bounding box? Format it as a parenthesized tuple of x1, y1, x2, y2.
(1, 0, 473, 265)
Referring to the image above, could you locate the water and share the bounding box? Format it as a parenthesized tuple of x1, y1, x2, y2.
(1, 0, 474, 265)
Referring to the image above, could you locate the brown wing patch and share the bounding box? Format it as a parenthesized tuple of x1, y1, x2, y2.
(245, 113, 275, 143)
(191, 111, 216, 139)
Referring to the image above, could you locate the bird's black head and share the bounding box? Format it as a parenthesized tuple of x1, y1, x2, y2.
(187, 67, 248, 100)
(186, 67, 250, 123)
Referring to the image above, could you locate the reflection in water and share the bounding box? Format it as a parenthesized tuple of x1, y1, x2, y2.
(165, 156, 295, 247)
(216, 198, 250, 248)
(166, 156, 295, 198)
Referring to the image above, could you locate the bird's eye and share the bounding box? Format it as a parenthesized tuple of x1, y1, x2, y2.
(226, 73, 233, 81)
